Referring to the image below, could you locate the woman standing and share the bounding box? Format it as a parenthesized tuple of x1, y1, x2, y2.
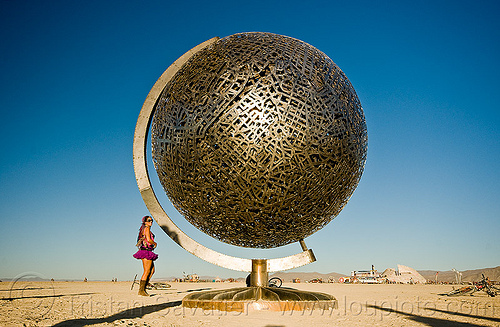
(133, 216, 158, 296)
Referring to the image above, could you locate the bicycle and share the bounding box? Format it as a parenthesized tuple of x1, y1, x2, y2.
(268, 277, 282, 288)
(442, 274, 499, 297)
(131, 274, 171, 291)
(443, 285, 476, 296)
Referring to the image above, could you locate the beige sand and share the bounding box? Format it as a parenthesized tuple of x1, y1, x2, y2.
(1, 281, 499, 326)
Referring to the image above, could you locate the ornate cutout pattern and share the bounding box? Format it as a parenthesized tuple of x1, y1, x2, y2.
(151, 32, 367, 248)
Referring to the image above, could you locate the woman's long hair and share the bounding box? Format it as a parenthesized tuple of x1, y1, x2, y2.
(137, 216, 150, 242)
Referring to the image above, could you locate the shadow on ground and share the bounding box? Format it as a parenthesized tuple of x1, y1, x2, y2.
(51, 300, 182, 326)
(2, 292, 96, 301)
(427, 307, 500, 324)
(366, 304, 498, 327)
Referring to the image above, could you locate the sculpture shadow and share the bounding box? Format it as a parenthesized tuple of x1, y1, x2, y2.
(1, 287, 47, 291)
(427, 307, 500, 324)
(2, 292, 96, 301)
(51, 300, 182, 327)
(366, 304, 495, 327)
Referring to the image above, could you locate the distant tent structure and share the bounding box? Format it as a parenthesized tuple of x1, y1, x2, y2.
(382, 264, 427, 284)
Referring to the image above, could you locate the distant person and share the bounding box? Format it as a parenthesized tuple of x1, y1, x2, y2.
(133, 215, 158, 296)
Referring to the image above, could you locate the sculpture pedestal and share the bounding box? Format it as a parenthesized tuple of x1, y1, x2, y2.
(183, 258, 336, 312)
(182, 286, 337, 313)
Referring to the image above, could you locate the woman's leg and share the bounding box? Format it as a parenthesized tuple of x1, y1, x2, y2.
(139, 259, 152, 296)
(141, 259, 152, 280)
(146, 262, 155, 286)
(150, 263, 155, 279)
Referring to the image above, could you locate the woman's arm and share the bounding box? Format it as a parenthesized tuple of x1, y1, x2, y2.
(143, 226, 157, 248)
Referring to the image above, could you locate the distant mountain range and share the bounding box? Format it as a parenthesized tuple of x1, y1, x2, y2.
(418, 266, 500, 283)
(2, 266, 498, 283)
(270, 266, 500, 283)
(269, 271, 344, 282)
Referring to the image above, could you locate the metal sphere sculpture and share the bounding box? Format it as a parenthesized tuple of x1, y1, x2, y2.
(151, 32, 367, 249)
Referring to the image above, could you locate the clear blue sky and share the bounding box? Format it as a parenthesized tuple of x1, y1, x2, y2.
(1, 0, 499, 281)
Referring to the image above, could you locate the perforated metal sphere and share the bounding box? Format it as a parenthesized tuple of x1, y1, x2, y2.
(151, 32, 367, 248)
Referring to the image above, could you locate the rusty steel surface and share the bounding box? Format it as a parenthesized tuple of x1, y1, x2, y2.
(151, 32, 367, 248)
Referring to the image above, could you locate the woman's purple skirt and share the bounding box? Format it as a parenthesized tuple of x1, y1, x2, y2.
(133, 249, 158, 261)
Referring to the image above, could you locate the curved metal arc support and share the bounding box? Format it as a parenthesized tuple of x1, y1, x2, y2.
(133, 36, 315, 272)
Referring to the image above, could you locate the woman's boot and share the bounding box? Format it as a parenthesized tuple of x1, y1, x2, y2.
(138, 280, 149, 296)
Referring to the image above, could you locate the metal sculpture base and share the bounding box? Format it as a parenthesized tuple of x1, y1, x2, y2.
(182, 286, 338, 312)
(182, 259, 337, 312)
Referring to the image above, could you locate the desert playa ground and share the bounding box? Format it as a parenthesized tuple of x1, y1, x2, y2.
(1, 281, 499, 327)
